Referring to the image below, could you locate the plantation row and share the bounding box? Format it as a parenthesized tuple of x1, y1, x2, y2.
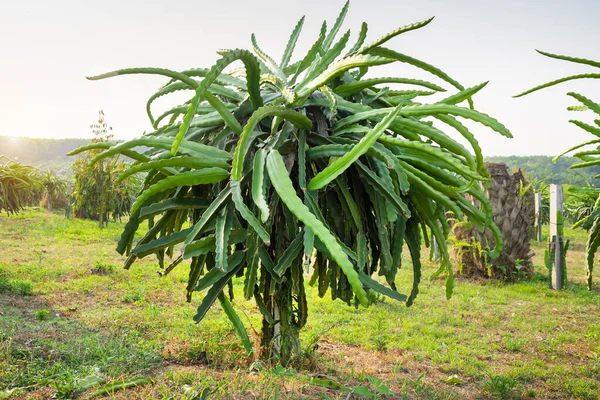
(0, 111, 140, 226)
(0, 157, 67, 214)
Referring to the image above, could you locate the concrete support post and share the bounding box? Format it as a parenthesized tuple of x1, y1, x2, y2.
(549, 184, 564, 290)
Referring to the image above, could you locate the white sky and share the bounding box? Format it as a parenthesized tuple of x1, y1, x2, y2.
(1, 0, 599, 156)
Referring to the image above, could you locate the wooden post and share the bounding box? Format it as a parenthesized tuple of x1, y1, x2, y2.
(549, 184, 563, 290)
(534, 192, 542, 242)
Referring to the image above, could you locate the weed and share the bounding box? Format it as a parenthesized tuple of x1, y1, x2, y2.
(120, 288, 146, 303)
(0, 276, 11, 292)
(525, 388, 537, 397)
(484, 373, 517, 399)
(398, 373, 454, 400)
(0, 272, 34, 296)
(53, 377, 77, 399)
(352, 376, 395, 399)
(371, 316, 389, 352)
(34, 309, 50, 321)
(271, 365, 298, 377)
(90, 260, 115, 275)
(514, 259, 529, 281)
(10, 280, 34, 296)
(504, 337, 523, 352)
(33, 249, 47, 268)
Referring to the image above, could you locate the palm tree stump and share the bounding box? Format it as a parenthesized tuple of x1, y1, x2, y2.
(454, 162, 535, 280)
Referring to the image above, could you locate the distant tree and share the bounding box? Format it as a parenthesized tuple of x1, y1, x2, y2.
(71, 111, 139, 227)
(40, 170, 67, 211)
(0, 156, 41, 215)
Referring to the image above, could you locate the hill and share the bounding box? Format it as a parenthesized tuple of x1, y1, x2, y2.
(0, 136, 90, 177)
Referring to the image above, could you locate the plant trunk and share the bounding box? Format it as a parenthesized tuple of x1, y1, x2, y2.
(255, 154, 308, 365)
(259, 272, 302, 365)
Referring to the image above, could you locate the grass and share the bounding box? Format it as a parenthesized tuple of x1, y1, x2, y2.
(0, 293, 160, 399)
(0, 208, 599, 399)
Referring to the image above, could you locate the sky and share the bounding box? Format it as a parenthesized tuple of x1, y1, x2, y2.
(0, 0, 599, 156)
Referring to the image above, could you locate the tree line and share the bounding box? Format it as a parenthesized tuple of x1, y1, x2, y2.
(3, 137, 594, 187)
(486, 155, 600, 187)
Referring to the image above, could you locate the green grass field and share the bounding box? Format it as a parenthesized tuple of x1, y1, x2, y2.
(1, 209, 599, 399)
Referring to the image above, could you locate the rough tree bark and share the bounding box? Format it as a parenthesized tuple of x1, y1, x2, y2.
(453, 162, 535, 281)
